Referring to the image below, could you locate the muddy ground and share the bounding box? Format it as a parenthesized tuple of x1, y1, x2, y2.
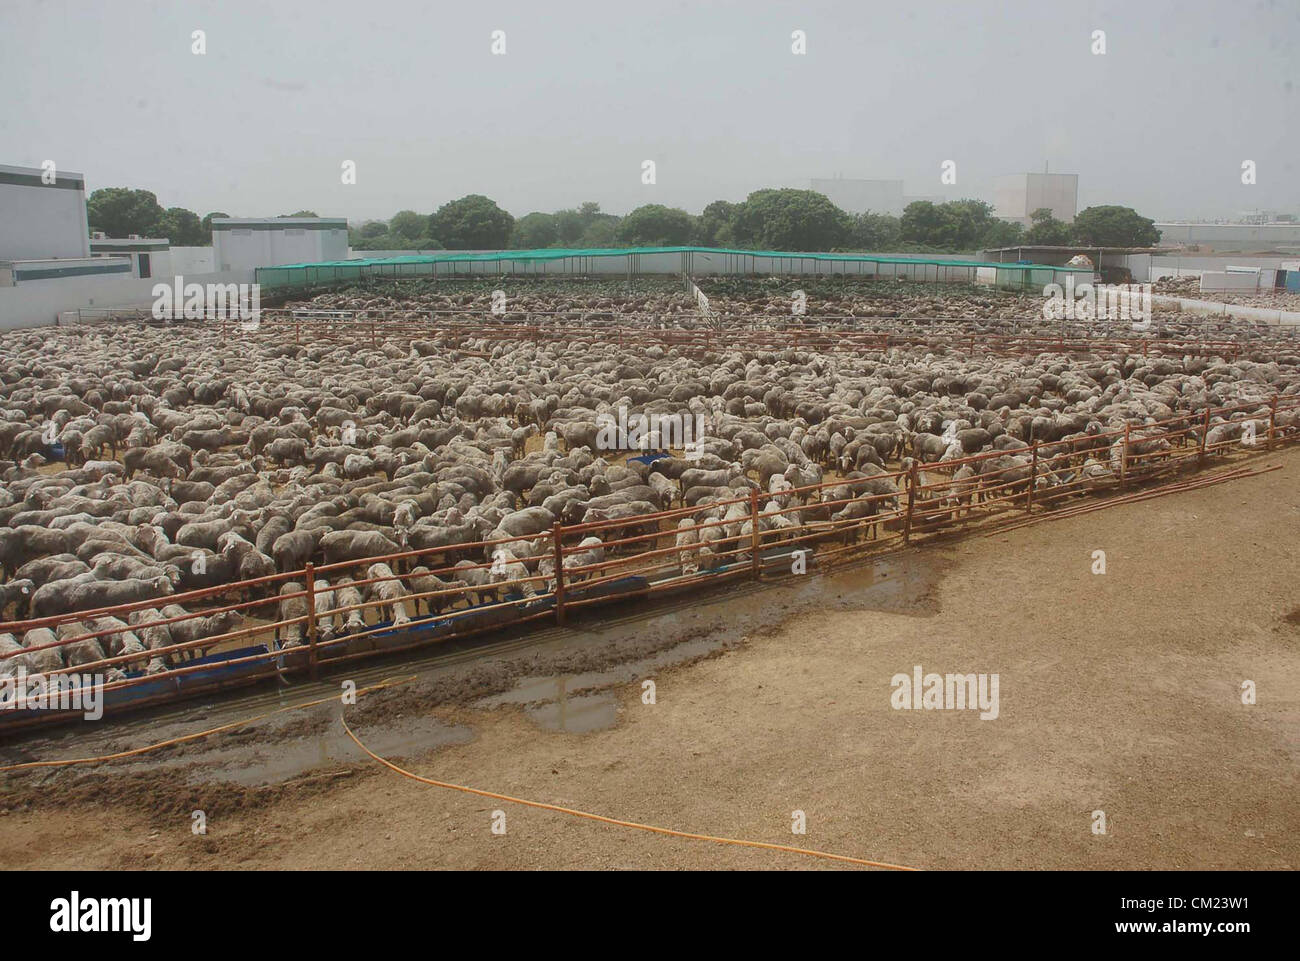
(1, 448, 1297, 870)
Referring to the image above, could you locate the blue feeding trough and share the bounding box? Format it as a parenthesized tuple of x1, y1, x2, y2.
(175, 644, 274, 693)
(627, 452, 670, 466)
(102, 671, 181, 711)
(45, 442, 66, 461)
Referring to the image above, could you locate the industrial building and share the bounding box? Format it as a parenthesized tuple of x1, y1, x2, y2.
(1153, 222, 1300, 253)
(89, 236, 171, 279)
(993, 173, 1079, 227)
(213, 217, 349, 272)
(0, 163, 91, 261)
(0, 163, 133, 286)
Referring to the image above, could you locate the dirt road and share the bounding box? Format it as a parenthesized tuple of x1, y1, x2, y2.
(2, 449, 1297, 870)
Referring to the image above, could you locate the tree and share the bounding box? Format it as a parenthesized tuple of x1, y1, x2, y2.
(981, 217, 1025, 249)
(694, 200, 739, 246)
(427, 194, 515, 249)
(553, 202, 611, 246)
(730, 189, 851, 251)
(848, 211, 901, 251)
(201, 212, 231, 238)
(388, 210, 426, 241)
(157, 207, 206, 246)
(279, 210, 319, 218)
(357, 220, 389, 239)
(1071, 205, 1161, 247)
(580, 217, 620, 247)
(511, 212, 559, 248)
(1024, 207, 1072, 246)
(86, 188, 164, 238)
(900, 199, 1008, 250)
(899, 201, 948, 248)
(616, 204, 695, 246)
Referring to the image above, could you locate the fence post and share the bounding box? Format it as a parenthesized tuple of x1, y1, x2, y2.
(370, 315, 376, 349)
(1028, 442, 1039, 511)
(1120, 424, 1130, 483)
(1268, 395, 1277, 450)
(552, 523, 566, 626)
(1199, 406, 1211, 464)
(749, 488, 761, 579)
(304, 562, 319, 681)
(903, 462, 918, 543)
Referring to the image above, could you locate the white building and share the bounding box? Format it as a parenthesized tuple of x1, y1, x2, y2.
(212, 217, 348, 271)
(89, 237, 171, 279)
(994, 173, 1079, 226)
(0, 163, 91, 261)
(1153, 222, 1300, 253)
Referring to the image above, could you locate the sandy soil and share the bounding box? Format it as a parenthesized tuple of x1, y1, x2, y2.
(2, 449, 1297, 871)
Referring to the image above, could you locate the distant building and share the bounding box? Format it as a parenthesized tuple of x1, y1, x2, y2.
(212, 217, 349, 272)
(0, 163, 91, 261)
(0, 163, 134, 286)
(809, 178, 906, 215)
(1153, 222, 1300, 253)
(89, 237, 170, 279)
(994, 173, 1079, 227)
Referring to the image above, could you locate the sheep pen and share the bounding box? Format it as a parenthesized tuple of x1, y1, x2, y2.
(2, 274, 1299, 730)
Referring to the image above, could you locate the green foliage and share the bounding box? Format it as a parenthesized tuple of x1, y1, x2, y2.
(848, 211, 902, 251)
(693, 200, 739, 246)
(900, 199, 1021, 251)
(981, 217, 1025, 249)
(428, 194, 515, 249)
(730, 189, 851, 251)
(279, 210, 319, 218)
(1071, 205, 1161, 247)
(350, 234, 441, 251)
(387, 210, 425, 241)
(201, 212, 231, 238)
(616, 204, 695, 246)
(552, 202, 613, 246)
(511, 212, 559, 248)
(157, 207, 206, 246)
(86, 187, 164, 238)
(899, 201, 947, 247)
(358, 220, 390, 239)
(1024, 208, 1072, 246)
(579, 217, 620, 247)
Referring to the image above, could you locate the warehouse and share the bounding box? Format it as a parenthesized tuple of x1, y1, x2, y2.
(212, 217, 349, 272)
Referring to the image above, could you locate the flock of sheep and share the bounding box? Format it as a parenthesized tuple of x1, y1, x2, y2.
(2, 278, 1297, 700)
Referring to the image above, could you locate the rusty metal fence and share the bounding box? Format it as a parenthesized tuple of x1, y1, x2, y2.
(2, 394, 1297, 731)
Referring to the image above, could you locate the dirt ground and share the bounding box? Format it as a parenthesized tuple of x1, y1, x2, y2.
(1, 448, 1297, 870)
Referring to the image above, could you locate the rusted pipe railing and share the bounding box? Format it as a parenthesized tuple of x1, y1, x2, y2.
(552, 522, 566, 626)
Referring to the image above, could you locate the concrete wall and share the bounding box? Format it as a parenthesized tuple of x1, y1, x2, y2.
(1151, 294, 1300, 327)
(169, 246, 216, 274)
(1154, 223, 1300, 252)
(1115, 253, 1298, 282)
(0, 164, 90, 261)
(0, 268, 254, 330)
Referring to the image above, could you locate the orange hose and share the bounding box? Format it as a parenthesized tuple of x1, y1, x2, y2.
(340, 715, 918, 871)
(0, 674, 417, 773)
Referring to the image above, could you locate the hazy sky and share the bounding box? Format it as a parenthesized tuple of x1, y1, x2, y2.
(1, 0, 1296, 223)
